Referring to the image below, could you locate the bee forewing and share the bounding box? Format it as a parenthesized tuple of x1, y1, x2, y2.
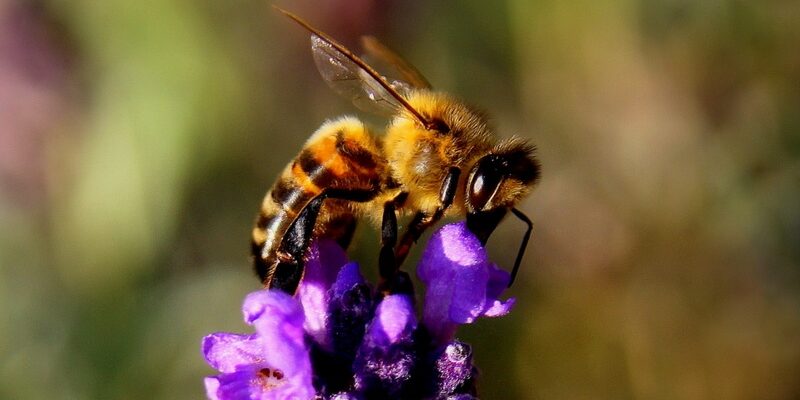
(360, 36, 432, 90)
(311, 35, 404, 117)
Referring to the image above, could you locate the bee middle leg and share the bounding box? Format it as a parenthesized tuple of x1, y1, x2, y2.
(269, 188, 377, 294)
(393, 211, 440, 269)
(378, 192, 412, 294)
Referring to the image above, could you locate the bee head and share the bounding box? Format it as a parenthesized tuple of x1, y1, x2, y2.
(465, 137, 540, 214)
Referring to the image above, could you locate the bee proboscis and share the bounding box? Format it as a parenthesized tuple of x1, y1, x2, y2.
(252, 7, 541, 294)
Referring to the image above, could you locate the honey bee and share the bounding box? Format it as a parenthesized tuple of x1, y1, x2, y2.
(252, 7, 541, 294)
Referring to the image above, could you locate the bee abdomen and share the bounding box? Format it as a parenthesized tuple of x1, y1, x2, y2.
(251, 117, 386, 285)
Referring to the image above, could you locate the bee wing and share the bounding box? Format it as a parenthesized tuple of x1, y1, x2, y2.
(311, 34, 406, 117)
(360, 36, 432, 90)
(276, 6, 431, 126)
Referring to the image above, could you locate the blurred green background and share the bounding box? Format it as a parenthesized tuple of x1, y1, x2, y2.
(1, 0, 799, 398)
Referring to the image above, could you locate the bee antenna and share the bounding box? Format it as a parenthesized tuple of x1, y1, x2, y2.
(508, 207, 533, 288)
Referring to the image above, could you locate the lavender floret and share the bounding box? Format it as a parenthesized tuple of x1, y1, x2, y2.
(353, 294, 417, 396)
(433, 341, 477, 397)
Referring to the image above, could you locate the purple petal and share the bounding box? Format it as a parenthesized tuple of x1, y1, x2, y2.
(242, 290, 304, 327)
(482, 263, 515, 317)
(354, 295, 418, 395)
(307, 239, 350, 286)
(204, 376, 221, 400)
(486, 262, 511, 300)
(329, 263, 374, 360)
(371, 295, 416, 346)
(205, 365, 316, 400)
(248, 292, 309, 378)
(202, 332, 262, 373)
(419, 265, 457, 342)
(448, 262, 489, 324)
(204, 370, 256, 400)
(482, 296, 515, 317)
(418, 222, 515, 343)
(418, 223, 487, 281)
(331, 262, 366, 298)
(296, 239, 349, 347)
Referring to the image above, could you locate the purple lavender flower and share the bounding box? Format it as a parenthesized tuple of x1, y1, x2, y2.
(202, 222, 516, 399)
(418, 221, 515, 344)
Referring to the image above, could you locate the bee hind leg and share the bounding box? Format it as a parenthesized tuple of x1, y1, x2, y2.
(269, 196, 325, 294)
(269, 188, 378, 294)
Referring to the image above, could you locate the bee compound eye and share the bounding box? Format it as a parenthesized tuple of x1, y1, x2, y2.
(469, 162, 504, 211)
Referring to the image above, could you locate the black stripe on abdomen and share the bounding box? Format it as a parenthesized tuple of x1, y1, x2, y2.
(297, 149, 337, 188)
(335, 131, 379, 170)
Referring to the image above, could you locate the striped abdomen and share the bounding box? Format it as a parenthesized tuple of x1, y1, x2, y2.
(251, 117, 386, 285)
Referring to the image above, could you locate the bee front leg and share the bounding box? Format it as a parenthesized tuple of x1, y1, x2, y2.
(394, 167, 461, 267)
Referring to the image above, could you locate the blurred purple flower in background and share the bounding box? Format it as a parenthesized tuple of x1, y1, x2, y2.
(202, 222, 514, 399)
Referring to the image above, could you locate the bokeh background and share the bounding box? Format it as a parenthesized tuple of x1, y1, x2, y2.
(1, 0, 799, 398)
